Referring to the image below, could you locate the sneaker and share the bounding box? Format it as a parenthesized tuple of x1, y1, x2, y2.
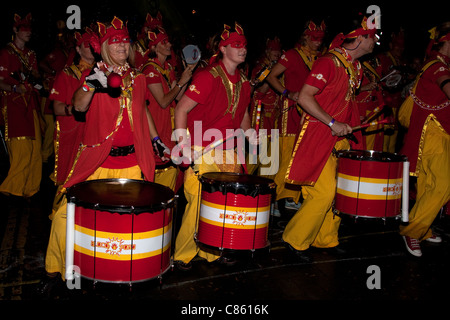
(425, 234, 442, 243)
(402, 236, 422, 257)
(175, 260, 192, 271)
(285, 199, 301, 210)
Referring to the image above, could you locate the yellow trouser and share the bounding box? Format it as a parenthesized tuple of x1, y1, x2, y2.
(383, 107, 398, 153)
(0, 110, 42, 198)
(400, 120, 450, 241)
(247, 138, 278, 180)
(45, 165, 142, 279)
(154, 166, 179, 191)
(41, 113, 54, 163)
(274, 136, 301, 203)
(282, 139, 349, 251)
(174, 148, 241, 264)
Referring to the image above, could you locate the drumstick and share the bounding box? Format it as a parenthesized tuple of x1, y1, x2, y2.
(253, 100, 262, 156)
(352, 118, 392, 131)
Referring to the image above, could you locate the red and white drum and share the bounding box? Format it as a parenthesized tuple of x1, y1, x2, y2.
(197, 173, 275, 250)
(66, 179, 175, 283)
(335, 150, 408, 219)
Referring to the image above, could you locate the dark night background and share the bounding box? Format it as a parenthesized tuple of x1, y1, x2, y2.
(1, 0, 448, 68)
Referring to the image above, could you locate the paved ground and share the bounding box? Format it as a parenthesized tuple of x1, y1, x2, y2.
(1, 152, 449, 316)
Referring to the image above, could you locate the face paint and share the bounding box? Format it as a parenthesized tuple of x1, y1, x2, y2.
(108, 33, 131, 45)
(230, 41, 247, 49)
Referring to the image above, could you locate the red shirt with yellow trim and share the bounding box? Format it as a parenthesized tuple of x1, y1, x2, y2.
(63, 69, 155, 188)
(184, 61, 251, 147)
(286, 50, 362, 185)
(0, 42, 39, 139)
(49, 63, 87, 184)
(142, 58, 176, 165)
(278, 47, 314, 135)
(400, 53, 450, 174)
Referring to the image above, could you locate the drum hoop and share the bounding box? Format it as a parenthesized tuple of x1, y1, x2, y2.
(67, 178, 175, 214)
(199, 172, 276, 197)
(336, 150, 407, 162)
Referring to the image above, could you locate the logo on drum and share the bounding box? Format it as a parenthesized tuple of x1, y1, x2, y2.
(106, 237, 124, 256)
(219, 210, 255, 226)
(383, 183, 402, 196)
(91, 237, 136, 256)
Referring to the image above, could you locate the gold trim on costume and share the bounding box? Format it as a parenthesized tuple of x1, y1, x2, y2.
(210, 65, 244, 119)
(414, 113, 447, 177)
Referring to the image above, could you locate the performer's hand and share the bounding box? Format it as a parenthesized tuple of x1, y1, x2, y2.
(152, 137, 170, 161)
(85, 63, 108, 90)
(330, 121, 352, 137)
(178, 64, 195, 87)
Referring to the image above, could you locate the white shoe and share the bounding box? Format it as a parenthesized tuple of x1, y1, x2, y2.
(285, 199, 301, 210)
(402, 236, 422, 257)
(425, 234, 442, 243)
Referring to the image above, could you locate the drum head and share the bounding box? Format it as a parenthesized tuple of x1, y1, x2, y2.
(182, 44, 201, 64)
(199, 172, 275, 196)
(337, 150, 407, 162)
(67, 179, 175, 213)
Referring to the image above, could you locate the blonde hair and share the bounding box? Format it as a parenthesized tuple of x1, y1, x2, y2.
(100, 34, 136, 67)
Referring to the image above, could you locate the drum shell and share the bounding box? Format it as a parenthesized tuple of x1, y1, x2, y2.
(197, 173, 275, 250)
(335, 151, 406, 218)
(68, 179, 174, 283)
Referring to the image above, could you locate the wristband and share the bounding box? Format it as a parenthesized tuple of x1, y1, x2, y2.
(12, 85, 16, 93)
(152, 136, 160, 142)
(328, 118, 336, 127)
(82, 83, 94, 92)
(282, 89, 289, 97)
(176, 83, 183, 89)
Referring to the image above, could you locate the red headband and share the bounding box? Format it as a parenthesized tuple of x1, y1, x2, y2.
(97, 16, 129, 45)
(148, 27, 169, 45)
(219, 22, 246, 47)
(329, 17, 377, 50)
(304, 20, 326, 41)
(345, 17, 377, 39)
(13, 13, 32, 30)
(75, 27, 95, 47)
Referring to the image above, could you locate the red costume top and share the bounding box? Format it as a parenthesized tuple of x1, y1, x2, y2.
(142, 57, 177, 165)
(41, 46, 70, 114)
(356, 59, 386, 150)
(277, 47, 312, 136)
(286, 48, 363, 186)
(184, 61, 251, 147)
(251, 57, 280, 132)
(63, 69, 156, 188)
(0, 42, 39, 139)
(400, 52, 450, 175)
(49, 62, 89, 184)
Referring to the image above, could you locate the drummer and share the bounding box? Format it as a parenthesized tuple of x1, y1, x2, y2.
(40, 16, 166, 294)
(398, 22, 450, 257)
(172, 22, 253, 270)
(282, 16, 376, 258)
(266, 20, 326, 214)
(47, 28, 95, 219)
(141, 26, 195, 191)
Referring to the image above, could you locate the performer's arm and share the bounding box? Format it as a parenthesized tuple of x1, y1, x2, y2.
(72, 84, 95, 113)
(174, 94, 197, 144)
(266, 63, 299, 101)
(437, 75, 450, 99)
(298, 83, 352, 137)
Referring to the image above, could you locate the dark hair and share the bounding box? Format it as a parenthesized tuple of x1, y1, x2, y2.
(432, 21, 450, 51)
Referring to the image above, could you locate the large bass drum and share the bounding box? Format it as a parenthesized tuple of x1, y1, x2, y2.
(335, 150, 408, 219)
(197, 172, 275, 250)
(66, 179, 175, 283)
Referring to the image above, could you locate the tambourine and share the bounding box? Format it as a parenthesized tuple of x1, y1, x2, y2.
(182, 44, 201, 64)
